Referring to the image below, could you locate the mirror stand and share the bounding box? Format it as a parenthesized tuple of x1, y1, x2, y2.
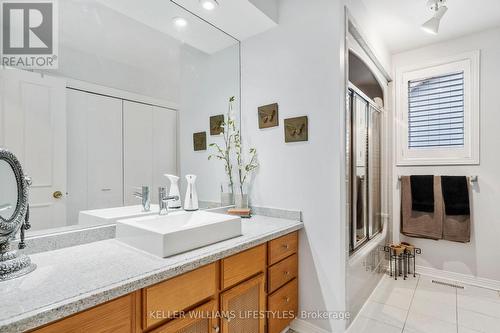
(0, 242, 36, 281)
(0, 148, 36, 281)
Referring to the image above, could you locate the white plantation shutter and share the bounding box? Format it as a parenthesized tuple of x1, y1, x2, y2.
(408, 72, 465, 148)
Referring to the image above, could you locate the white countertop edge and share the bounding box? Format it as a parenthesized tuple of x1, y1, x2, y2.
(1, 220, 303, 333)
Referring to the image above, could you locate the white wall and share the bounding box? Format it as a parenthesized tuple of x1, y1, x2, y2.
(42, 0, 182, 102)
(392, 27, 500, 282)
(241, 1, 347, 331)
(179, 44, 240, 203)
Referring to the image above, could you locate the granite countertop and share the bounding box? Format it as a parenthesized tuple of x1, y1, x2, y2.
(0, 214, 303, 333)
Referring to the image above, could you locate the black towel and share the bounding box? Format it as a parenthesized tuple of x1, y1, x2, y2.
(441, 176, 470, 216)
(410, 175, 434, 213)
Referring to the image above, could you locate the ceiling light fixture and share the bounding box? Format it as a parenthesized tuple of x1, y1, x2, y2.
(200, 0, 219, 11)
(172, 17, 188, 29)
(421, 0, 448, 35)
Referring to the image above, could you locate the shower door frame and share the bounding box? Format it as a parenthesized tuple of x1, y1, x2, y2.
(348, 84, 383, 253)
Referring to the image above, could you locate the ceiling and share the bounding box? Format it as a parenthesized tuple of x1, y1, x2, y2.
(173, 0, 277, 41)
(360, 0, 500, 53)
(95, 0, 237, 54)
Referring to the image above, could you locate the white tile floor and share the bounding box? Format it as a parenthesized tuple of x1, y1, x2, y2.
(348, 274, 500, 333)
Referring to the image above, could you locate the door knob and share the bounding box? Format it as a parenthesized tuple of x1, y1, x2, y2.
(53, 191, 63, 199)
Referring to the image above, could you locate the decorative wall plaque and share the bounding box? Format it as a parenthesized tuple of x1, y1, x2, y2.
(193, 132, 207, 151)
(210, 114, 224, 135)
(284, 116, 308, 143)
(258, 103, 279, 129)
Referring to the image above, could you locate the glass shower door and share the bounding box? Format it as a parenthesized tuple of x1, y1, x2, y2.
(351, 93, 369, 250)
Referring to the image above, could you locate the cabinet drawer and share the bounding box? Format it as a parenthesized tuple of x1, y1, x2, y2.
(143, 263, 217, 329)
(150, 300, 218, 333)
(221, 244, 266, 290)
(268, 232, 298, 265)
(267, 279, 298, 333)
(268, 254, 298, 293)
(31, 294, 136, 333)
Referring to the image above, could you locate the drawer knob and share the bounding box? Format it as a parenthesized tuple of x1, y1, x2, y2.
(213, 325, 220, 332)
(284, 271, 290, 276)
(282, 244, 289, 249)
(284, 296, 290, 303)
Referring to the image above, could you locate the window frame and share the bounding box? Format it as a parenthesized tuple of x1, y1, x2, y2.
(396, 51, 480, 166)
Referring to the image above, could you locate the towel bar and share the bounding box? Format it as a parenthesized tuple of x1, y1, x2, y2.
(397, 175, 478, 184)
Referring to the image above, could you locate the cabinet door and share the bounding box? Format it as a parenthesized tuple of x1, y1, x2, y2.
(220, 274, 266, 333)
(123, 101, 153, 205)
(151, 301, 218, 333)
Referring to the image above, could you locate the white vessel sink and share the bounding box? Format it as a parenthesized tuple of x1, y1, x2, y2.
(115, 210, 242, 257)
(79, 205, 159, 226)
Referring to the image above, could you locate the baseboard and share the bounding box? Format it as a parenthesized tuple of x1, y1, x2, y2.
(416, 265, 500, 290)
(289, 318, 332, 333)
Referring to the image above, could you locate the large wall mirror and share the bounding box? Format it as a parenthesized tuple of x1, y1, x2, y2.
(0, 0, 240, 236)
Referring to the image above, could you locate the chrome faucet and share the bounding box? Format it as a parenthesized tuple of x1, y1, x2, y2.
(159, 187, 180, 216)
(133, 186, 151, 212)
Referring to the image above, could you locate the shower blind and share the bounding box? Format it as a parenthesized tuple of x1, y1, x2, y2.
(407, 71, 465, 148)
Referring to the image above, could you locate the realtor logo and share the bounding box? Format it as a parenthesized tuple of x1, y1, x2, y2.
(1, 0, 58, 69)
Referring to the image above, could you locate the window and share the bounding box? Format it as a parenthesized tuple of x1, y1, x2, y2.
(396, 51, 480, 165)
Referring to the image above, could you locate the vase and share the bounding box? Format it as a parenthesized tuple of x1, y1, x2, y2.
(234, 185, 249, 209)
(220, 182, 234, 206)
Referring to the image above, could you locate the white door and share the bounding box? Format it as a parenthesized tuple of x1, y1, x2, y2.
(152, 106, 178, 197)
(123, 101, 153, 205)
(0, 69, 67, 231)
(123, 101, 178, 205)
(66, 89, 123, 224)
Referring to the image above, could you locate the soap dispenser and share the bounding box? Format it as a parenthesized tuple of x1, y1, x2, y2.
(164, 174, 181, 209)
(184, 175, 199, 211)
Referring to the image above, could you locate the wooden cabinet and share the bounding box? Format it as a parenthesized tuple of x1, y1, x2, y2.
(267, 279, 298, 333)
(221, 244, 266, 290)
(266, 232, 299, 333)
(268, 232, 298, 265)
(31, 294, 137, 333)
(30, 232, 299, 333)
(150, 301, 218, 333)
(268, 254, 298, 293)
(220, 274, 266, 333)
(143, 263, 217, 330)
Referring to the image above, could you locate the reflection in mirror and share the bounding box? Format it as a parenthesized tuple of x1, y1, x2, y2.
(0, 160, 17, 221)
(0, 0, 240, 235)
(352, 94, 368, 249)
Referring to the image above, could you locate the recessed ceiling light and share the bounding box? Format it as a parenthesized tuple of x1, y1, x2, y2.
(172, 17, 188, 29)
(200, 0, 218, 11)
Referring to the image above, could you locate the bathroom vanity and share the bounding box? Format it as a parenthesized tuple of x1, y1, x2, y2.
(0, 215, 302, 333)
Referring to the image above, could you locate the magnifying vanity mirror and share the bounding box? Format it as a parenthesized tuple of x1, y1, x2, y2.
(0, 148, 35, 280)
(0, 160, 17, 222)
(0, 0, 240, 243)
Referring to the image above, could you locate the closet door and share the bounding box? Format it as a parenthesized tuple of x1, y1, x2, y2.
(86, 94, 123, 209)
(123, 101, 154, 205)
(67, 90, 123, 221)
(152, 106, 177, 201)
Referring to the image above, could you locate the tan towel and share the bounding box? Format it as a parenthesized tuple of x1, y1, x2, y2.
(401, 176, 443, 240)
(443, 181, 471, 243)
